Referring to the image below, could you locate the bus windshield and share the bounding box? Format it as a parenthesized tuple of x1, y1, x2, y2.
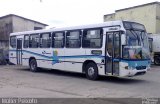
(123, 29, 150, 59)
(126, 30, 148, 48)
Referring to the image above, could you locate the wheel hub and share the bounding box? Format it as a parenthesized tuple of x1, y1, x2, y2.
(88, 67, 95, 76)
(31, 62, 35, 70)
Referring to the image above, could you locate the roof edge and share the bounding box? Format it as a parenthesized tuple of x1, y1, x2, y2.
(104, 13, 115, 17)
(0, 14, 48, 26)
(116, 1, 160, 12)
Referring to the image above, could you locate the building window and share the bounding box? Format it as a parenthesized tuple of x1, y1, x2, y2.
(10, 36, 16, 48)
(82, 28, 103, 48)
(40, 33, 51, 48)
(52, 32, 64, 48)
(66, 30, 81, 48)
(29, 34, 39, 48)
(24, 35, 29, 48)
(34, 27, 42, 30)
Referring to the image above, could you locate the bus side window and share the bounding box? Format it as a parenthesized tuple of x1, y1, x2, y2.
(24, 35, 29, 48)
(82, 28, 103, 48)
(52, 32, 64, 48)
(29, 34, 39, 48)
(66, 30, 81, 48)
(40, 33, 51, 48)
(10, 36, 16, 48)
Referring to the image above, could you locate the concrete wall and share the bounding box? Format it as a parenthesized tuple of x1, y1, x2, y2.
(116, 4, 156, 34)
(104, 4, 159, 34)
(0, 15, 47, 63)
(156, 4, 160, 34)
(0, 16, 12, 41)
(104, 13, 115, 22)
(0, 41, 8, 48)
(0, 17, 11, 63)
(12, 16, 46, 32)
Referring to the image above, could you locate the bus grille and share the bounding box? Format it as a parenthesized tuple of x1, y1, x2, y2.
(136, 66, 146, 70)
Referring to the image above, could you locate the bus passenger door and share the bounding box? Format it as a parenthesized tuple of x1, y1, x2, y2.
(106, 32, 120, 76)
(16, 38, 22, 65)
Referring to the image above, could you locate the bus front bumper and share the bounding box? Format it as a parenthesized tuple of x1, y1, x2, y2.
(119, 60, 150, 77)
(126, 68, 148, 77)
(119, 62, 150, 77)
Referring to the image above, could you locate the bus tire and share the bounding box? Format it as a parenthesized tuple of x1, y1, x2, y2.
(154, 56, 160, 65)
(29, 59, 38, 72)
(85, 62, 99, 80)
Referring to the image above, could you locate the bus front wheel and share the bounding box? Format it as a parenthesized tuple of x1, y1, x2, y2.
(85, 62, 99, 80)
(29, 59, 38, 72)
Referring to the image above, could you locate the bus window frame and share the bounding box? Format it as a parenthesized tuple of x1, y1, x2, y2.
(52, 31, 65, 48)
(66, 30, 82, 48)
(29, 33, 40, 48)
(40, 32, 51, 48)
(113, 32, 121, 59)
(82, 28, 103, 48)
(23, 34, 29, 48)
(10, 36, 17, 48)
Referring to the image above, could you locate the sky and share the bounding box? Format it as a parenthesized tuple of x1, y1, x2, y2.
(0, 0, 159, 28)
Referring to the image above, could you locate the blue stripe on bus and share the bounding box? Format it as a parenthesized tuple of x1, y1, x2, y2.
(9, 50, 150, 61)
(9, 50, 105, 59)
(121, 59, 150, 61)
(10, 49, 150, 70)
(58, 55, 104, 59)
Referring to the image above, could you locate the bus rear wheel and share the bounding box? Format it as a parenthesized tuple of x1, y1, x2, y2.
(154, 56, 160, 65)
(29, 59, 38, 72)
(85, 62, 99, 80)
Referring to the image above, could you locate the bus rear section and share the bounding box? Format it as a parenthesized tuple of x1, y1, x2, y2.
(9, 36, 23, 65)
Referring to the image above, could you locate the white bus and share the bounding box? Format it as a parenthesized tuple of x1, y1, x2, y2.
(9, 21, 151, 80)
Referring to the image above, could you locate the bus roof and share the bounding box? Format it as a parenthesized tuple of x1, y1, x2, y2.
(10, 20, 138, 36)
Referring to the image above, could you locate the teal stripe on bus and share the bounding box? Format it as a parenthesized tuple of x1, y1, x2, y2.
(9, 50, 105, 59)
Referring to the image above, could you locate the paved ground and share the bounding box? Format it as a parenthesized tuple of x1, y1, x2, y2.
(0, 65, 160, 98)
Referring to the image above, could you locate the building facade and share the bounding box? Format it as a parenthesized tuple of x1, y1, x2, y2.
(0, 14, 48, 64)
(0, 14, 48, 49)
(104, 2, 160, 34)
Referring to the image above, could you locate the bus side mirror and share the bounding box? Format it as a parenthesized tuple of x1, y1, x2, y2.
(121, 34, 126, 45)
